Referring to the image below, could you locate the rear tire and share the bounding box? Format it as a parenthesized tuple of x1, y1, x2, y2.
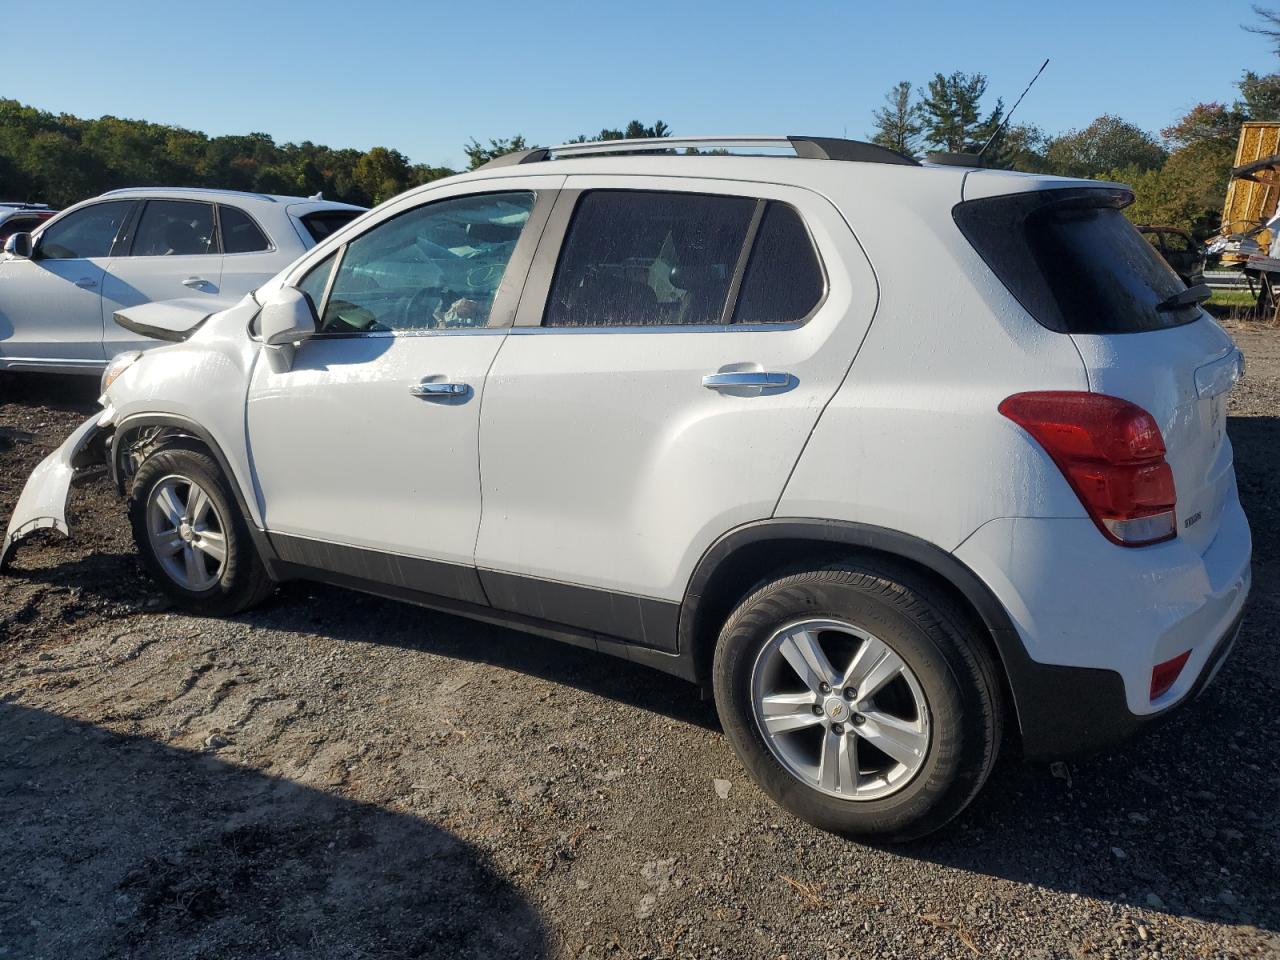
(128, 445, 273, 616)
(712, 560, 1003, 842)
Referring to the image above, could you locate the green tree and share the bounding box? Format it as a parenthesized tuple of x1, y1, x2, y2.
(463, 135, 532, 170)
(994, 123, 1052, 172)
(919, 71, 1003, 154)
(1105, 138, 1234, 239)
(1044, 115, 1166, 178)
(1161, 102, 1242, 150)
(1238, 70, 1280, 119)
(869, 81, 923, 155)
(353, 146, 411, 204)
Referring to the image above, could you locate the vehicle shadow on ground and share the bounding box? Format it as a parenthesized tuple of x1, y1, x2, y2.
(0, 371, 101, 412)
(256, 581, 723, 732)
(0, 701, 549, 960)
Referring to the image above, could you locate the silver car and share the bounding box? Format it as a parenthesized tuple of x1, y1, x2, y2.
(0, 187, 365, 374)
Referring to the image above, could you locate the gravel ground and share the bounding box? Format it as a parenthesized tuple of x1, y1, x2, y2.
(1, 321, 1278, 960)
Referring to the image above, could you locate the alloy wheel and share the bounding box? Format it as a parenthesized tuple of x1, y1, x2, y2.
(146, 475, 227, 592)
(750, 618, 931, 801)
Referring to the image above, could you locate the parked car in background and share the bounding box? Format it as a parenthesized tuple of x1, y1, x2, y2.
(1139, 224, 1205, 288)
(2, 136, 1250, 841)
(0, 202, 57, 243)
(0, 187, 365, 374)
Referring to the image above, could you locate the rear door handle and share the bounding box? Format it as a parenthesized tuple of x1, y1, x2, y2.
(702, 371, 790, 390)
(182, 277, 210, 288)
(75, 278, 97, 289)
(409, 381, 469, 400)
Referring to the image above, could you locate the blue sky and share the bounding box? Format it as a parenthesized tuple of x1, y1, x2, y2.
(4, 0, 1276, 170)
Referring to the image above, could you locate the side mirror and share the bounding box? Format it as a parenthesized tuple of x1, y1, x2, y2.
(4, 232, 32, 258)
(258, 286, 318, 372)
(260, 286, 318, 345)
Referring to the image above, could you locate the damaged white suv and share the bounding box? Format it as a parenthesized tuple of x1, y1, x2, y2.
(2, 136, 1252, 840)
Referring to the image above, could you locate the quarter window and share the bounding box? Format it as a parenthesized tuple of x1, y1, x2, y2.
(131, 200, 216, 256)
(219, 205, 271, 253)
(733, 202, 825, 323)
(545, 191, 756, 327)
(297, 251, 337, 314)
(37, 201, 134, 260)
(318, 192, 534, 334)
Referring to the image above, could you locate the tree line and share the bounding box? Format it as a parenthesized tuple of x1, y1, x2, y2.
(0, 104, 672, 210)
(867, 64, 1280, 239)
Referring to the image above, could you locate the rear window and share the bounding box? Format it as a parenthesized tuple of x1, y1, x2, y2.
(953, 189, 1198, 334)
(301, 210, 361, 244)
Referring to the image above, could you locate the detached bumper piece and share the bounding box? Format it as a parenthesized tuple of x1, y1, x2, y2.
(1, 412, 112, 571)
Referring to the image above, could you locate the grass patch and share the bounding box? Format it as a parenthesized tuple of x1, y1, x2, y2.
(1209, 289, 1257, 308)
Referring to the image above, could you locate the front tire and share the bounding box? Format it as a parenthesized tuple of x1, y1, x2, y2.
(128, 446, 273, 616)
(712, 561, 1003, 841)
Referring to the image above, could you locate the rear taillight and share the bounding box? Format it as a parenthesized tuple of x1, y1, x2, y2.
(1150, 650, 1191, 700)
(999, 392, 1176, 546)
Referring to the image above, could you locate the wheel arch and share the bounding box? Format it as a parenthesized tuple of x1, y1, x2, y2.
(111, 413, 278, 570)
(679, 519, 1026, 739)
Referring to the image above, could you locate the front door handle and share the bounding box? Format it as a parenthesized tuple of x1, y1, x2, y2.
(75, 278, 97, 289)
(409, 381, 469, 400)
(702, 371, 790, 390)
(182, 277, 210, 288)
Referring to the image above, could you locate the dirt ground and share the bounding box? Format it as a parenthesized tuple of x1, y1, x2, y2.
(1, 321, 1278, 960)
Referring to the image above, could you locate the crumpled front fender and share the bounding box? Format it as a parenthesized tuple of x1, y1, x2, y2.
(1, 409, 114, 571)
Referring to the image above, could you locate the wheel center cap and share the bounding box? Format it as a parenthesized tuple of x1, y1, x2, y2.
(179, 522, 194, 543)
(824, 697, 848, 722)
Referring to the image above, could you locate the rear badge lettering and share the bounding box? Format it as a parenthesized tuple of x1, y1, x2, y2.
(1184, 511, 1202, 529)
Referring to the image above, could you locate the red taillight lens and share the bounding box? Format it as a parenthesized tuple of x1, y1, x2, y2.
(999, 392, 1177, 546)
(1150, 650, 1191, 700)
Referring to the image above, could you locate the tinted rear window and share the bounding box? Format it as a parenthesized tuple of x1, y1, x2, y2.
(953, 189, 1198, 334)
(301, 211, 361, 244)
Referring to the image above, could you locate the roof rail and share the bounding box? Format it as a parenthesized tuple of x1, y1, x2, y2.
(478, 135, 920, 169)
(98, 186, 280, 202)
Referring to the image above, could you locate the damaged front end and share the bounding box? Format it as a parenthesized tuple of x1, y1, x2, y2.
(0, 408, 115, 570)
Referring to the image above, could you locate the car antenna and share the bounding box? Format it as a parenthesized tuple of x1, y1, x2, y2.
(976, 58, 1050, 161)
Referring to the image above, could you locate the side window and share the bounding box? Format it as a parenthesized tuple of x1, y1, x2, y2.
(37, 201, 134, 260)
(732, 202, 825, 324)
(544, 191, 756, 327)
(296, 251, 337, 315)
(319, 191, 534, 334)
(219, 205, 271, 253)
(131, 200, 216, 256)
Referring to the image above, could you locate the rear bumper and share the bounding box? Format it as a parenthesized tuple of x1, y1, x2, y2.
(956, 489, 1252, 758)
(993, 605, 1245, 759)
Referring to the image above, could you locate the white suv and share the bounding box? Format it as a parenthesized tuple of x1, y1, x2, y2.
(1, 136, 1252, 840)
(0, 187, 364, 374)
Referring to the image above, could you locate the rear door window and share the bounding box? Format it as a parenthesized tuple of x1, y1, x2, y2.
(954, 189, 1199, 334)
(544, 191, 756, 327)
(219, 205, 271, 253)
(130, 200, 216, 256)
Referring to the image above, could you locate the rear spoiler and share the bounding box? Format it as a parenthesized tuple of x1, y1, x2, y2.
(112, 297, 229, 342)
